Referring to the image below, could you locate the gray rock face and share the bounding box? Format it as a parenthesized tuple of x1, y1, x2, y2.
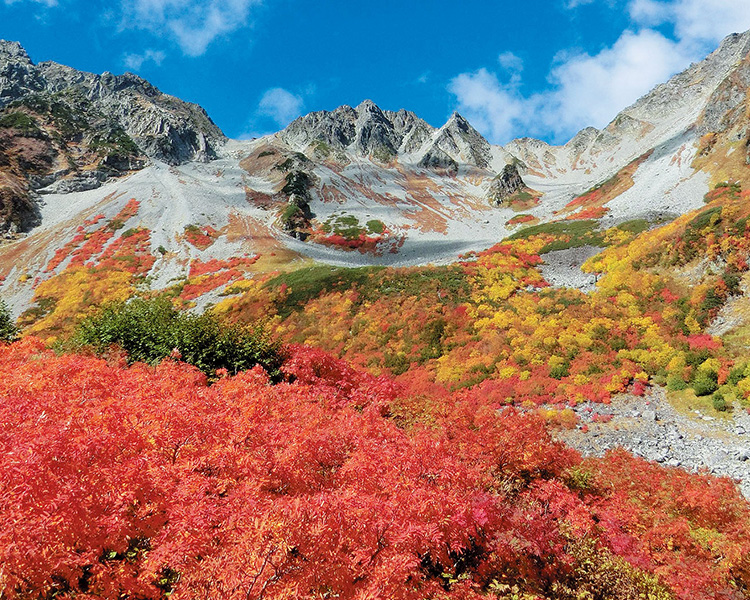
(353, 100, 401, 158)
(418, 147, 458, 173)
(564, 127, 599, 154)
(423, 112, 492, 169)
(37, 171, 109, 195)
(280, 100, 493, 169)
(699, 51, 750, 134)
(282, 100, 436, 159)
(0, 40, 225, 165)
(386, 108, 434, 153)
(486, 163, 526, 206)
(0, 41, 45, 106)
(281, 105, 358, 152)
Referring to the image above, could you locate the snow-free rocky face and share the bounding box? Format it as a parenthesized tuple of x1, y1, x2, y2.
(2, 31, 750, 314)
(0, 40, 226, 236)
(0, 40, 225, 166)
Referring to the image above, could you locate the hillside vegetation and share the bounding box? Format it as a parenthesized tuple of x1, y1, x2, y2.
(2, 338, 750, 599)
(4, 182, 750, 598)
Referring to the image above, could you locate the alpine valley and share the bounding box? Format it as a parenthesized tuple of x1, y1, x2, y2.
(5, 28, 750, 600)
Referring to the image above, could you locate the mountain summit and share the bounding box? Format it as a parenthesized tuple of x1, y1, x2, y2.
(0, 40, 227, 234)
(2, 30, 750, 312)
(280, 100, 494, 170)
(0, 40, 225, 165)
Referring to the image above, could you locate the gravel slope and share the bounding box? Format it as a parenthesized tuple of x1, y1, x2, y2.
(555, 387, 750, 498)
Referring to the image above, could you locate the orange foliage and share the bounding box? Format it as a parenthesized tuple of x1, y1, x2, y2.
(184, 225, 218, 250)
(1, 338, 749, 599)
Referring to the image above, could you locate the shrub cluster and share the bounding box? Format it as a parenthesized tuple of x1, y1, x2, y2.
(0, 299, 18, 343)
(67, 297, 284, 380)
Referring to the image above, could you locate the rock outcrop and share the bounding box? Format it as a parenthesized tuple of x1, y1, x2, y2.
(280, 100, 493, 169)
(0, 40, 225, 165)
(486, 163, 526, 206)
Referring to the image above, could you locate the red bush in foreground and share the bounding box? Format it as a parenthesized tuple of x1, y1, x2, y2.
(1, 339, 749, 599)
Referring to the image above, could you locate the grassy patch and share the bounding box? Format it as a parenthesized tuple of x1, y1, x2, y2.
(666, 388, 735, 421)
(0, 111, 38, 132)
(614, 219, 651, 235)
(507, 219, 603, 253)
(264, 263, 470, 318)
(264, 265, 384, 317)
(321, 214, 369, 240)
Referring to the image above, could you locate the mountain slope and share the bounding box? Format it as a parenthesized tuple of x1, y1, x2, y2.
(0, 41, 225, 165)
(2, 32, 750, 319)
(0, 40, 225, 236)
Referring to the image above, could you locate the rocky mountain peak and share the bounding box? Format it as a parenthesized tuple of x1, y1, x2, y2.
(355, 99, 380, 114)
(445, 111, 471, 129)
(281, 100, 494, 170)
(420, 110, 492, 170)
(0, 40, 45, 106)
(281, 100, 435, 160)
(0, 41, 224, 165)
(0, 40, 32, 65)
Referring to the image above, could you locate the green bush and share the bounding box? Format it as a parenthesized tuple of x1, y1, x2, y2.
(666, 374, 688, 391)
(67, 297, 285, 380)
(0, 299, 18, 343)
(728, 363, 747, 386)
(0, 111, 38, 132)
(651, 370, 667, 387)
(692, 372, 719, 397)
(366, 219, 385, 234)
(549, 361, 570, 380)
(712, 391, 728, 412)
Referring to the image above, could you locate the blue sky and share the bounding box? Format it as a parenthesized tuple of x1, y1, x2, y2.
(2, 0, 750, 144)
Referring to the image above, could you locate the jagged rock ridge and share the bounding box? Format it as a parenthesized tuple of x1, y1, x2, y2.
(280, 100, 494, 170)
(0, 40, 228, 235)
(0, 40, 225, 165)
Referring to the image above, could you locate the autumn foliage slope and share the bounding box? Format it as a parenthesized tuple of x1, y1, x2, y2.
(2, 339, 750, 600)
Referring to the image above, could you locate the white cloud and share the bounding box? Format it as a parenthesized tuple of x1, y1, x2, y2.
(628, 0, 671, 25)
(497, 51, 524, 74)
(257, 87, 304, 127)
(450, 30, 689, 143)
(240, 86, 307, 138)
(121, 0, 262, 56)
(123, 49, 165, 70)
(450, 0, 750, 144)
(540, 29, 691, 134)
(4, 0, 57, 5)
(448, 69, 528, 143)
(630, 0, 750, 45)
